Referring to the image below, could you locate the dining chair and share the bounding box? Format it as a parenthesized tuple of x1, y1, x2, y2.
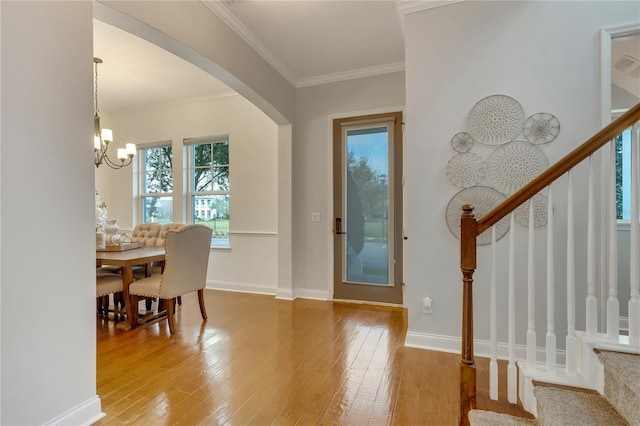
(132, 223, 185, 311)
(130, 222, 161, 245)
(128, 224, 212, 334)
(96, 272, 124, 320)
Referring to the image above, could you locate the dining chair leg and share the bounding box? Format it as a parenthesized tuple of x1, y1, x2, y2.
(114, 292, 124, 322)
(102, 296, 110, 317)
(177, 296, 182, 306)
(198, 289, 207, 321)
(129, 294, 139, 329)
(166, 298, 176, 334)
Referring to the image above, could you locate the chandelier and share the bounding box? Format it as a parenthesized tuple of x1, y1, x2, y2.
(93, 57, 135, 169)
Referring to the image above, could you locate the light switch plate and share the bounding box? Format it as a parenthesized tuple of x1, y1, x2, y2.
(311, 212, 321, 223)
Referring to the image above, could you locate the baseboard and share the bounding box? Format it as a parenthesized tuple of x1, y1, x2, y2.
(44, 395, 104, 426)
(206, 280, 330, 302)
(295, 288, 330, 301)
(206, 279, 276, 296)
(404, 331, 567, 365)
(275, 288, 294, 300)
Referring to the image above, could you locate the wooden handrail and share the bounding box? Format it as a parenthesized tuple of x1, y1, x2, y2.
(458, 102, 640, 425)
(476, 102, 640, 235)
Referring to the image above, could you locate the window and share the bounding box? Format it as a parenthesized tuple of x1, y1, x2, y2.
(616, 127, 633, 220)
(188, 138, 230, 245)
(141, 145, 173, 224)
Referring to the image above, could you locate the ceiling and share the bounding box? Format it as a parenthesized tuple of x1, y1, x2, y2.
(93, 1, 405, 114)
(94, 2, 638, 115)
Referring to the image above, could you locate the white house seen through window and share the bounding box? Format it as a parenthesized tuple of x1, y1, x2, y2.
(189, 139, 230, 246)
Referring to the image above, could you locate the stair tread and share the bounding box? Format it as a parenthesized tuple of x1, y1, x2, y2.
(596, 351, 640, 425)
(533, 387, 628, 426)
(468, 409, 536, 426)
(596, 351, 640, 395)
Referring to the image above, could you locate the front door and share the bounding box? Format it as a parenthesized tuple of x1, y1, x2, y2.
(333, 112, 403, 304)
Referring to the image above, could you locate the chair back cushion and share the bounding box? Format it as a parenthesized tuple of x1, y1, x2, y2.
(159, 224, 212, 298)
(156, 223, 184, 247)
(131, 223, 161, 246)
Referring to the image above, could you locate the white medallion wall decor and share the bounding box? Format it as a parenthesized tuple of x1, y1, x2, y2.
(444, 95, 558, 241)
(514, 193, 548, 227)
(445, 186, 510, 245)
(486, 140, 549, 195)
(446, 152, 486, 188)
(523, 113, 560, 144)
(451, 132, 475, 153)
(468, 94, 525, 145)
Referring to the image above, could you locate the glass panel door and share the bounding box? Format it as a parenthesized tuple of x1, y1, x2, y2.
(333, 112, 403, 305)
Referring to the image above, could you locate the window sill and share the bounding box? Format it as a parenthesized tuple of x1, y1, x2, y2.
(210, 245, 231, 252)
(617, 220, 631, 231)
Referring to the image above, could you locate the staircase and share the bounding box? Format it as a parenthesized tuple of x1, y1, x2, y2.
(457, 102, 640, 426)
(470, 350, 640, 425)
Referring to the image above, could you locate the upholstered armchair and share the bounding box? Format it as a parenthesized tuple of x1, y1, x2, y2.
(128, 224, 212, 334)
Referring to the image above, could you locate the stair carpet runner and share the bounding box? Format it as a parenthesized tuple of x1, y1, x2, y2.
(469, 351, 640, 425)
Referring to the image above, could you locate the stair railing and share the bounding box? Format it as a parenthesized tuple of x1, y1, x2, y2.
(459, 102, 640, 426)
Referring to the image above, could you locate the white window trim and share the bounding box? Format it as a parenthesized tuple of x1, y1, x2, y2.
(138, 142, 174, 224)
(186, 137, 231, 247)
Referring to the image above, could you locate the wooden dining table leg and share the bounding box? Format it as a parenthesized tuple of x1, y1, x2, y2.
(116, 266, 134, 331)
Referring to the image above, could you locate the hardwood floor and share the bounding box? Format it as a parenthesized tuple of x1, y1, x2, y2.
(96, 290, 531, 425)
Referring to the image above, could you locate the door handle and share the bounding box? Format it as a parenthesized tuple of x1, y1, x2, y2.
(335, 217, 347, 235)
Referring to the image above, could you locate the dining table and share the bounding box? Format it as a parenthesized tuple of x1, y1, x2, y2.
(96, 246, 165, 330)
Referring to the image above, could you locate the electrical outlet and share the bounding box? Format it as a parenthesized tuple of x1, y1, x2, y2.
(422, 296, 433, 314)
(311, 212, 321, 223)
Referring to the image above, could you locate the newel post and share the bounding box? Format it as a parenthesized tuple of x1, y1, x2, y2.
(459, 204, 477, 426)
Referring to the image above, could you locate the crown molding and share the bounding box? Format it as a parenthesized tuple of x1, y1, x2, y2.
(200, 0, 298, 87)
(201, 1, 406, 89)
(396, 0, 465, 16)
(297, 62, 405, 88)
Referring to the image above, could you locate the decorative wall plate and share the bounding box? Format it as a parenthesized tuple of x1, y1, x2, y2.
(446, 152, 486, 188)
(486, 140, 548, 195)
(446, 186, 510, 245)
(514, 193, 548, 228)
(523, 113, 560, 144)
(451, 132, 475, 153)
(468, 94, 525, 145)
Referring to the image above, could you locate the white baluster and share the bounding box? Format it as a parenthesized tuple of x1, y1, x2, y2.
(566, 171, 577, 375)
(587, 155, 598, 336)
(608, 141, 620, 340)
(508, 213, 517, 403)
(490, 226, 498, 400)
(546, 186, 556, 373)
(630, 122, 640, 344)
(527, 198, 536, 370)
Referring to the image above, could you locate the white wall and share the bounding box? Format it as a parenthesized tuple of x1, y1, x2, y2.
(293, 72, 405, 299)
(1, 2, 103, 424)
(97, 94, 279, 292)
(403, 1, 638, 352)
